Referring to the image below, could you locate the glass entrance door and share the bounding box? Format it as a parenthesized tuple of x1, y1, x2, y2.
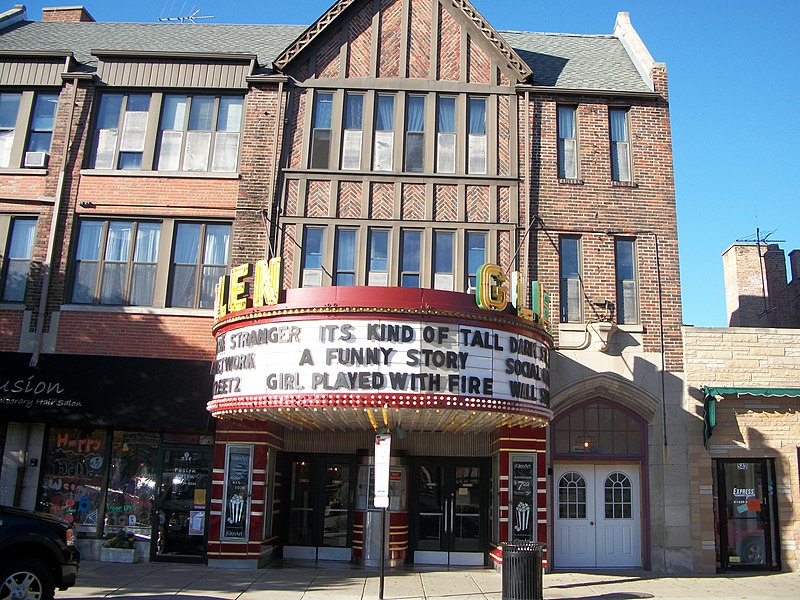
(716, 458, 780, 570)
(411, 458, 488, 565)
(282, 454, 355, 560)
(151, 445, 213, 562)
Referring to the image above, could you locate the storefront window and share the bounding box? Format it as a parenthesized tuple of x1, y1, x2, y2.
(105, 431, 159, 538)
(38, 427, 109, 534)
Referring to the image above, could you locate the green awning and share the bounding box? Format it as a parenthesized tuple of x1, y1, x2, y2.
(702, 386, 800, 448)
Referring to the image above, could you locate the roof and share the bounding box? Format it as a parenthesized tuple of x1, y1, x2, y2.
(502, 31, 653, 93)
(0, 19, 653, 92)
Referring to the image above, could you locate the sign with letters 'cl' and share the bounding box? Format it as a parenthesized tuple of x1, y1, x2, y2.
(374, 434, 391, 508)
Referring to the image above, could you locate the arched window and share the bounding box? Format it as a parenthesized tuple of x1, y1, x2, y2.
(552, 400, 645, 458)
(558, 472, 586, 519)
(604, 472, 632, 519)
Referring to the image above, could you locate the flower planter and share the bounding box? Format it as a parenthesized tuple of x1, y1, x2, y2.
(100, 547, 137, 564)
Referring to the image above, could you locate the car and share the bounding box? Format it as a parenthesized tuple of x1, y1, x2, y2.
(0, 504, 80, 599)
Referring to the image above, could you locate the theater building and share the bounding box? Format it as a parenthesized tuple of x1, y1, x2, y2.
(0, 1, 687, 571)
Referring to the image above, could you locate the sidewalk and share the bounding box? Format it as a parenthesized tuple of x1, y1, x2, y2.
(59, 560, 800, 600)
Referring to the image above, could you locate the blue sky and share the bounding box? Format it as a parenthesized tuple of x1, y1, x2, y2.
(17, 0, 800, 327)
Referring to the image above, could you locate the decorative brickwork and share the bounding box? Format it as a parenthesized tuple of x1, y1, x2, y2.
(306, 180, 331, 217)
(498, 95, 511, 176)
(288, 91, 307, 170)
(338, 180, 363, 218)
(407, 0, 432, 78)
(433, 184, 458, 222)
(466, 185, 489, 222)
(498, 229, 511, 273)
(282, 223, 297, 288)
(498, 186, 510, 223)
(468, 34, 491, 84)
(347, 2, 374, 78)
(316, 27, 343, 78)
(369, 182, 395, 219)
(401, 183, 425, 220)
(285, 179, 299, 217)
(437, 3, 461, 81)
(378, 0, 402, 78)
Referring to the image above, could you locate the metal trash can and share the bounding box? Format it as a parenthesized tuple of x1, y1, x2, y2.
(501, 542, 543, 600)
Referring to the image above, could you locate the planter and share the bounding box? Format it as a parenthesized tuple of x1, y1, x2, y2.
(100, 547, 137, 564)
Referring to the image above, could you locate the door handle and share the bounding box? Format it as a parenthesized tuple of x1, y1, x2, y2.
(443, 499, 449, 533)
(590, 521, 594, 526)
(450, 496, 455, 534)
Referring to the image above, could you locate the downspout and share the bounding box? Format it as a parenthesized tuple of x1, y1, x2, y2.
(266, 79, 285, 259)
(523, 90, 530, 274)
(654, 232, 668, 447)
(29, 76, 79, 367)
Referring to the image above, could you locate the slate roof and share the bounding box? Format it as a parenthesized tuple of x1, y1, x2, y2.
(0, 19, 652, 92)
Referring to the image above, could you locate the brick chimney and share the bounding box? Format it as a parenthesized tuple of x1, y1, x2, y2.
(41, 6, 95, 22)
(722, 243, 793, 328)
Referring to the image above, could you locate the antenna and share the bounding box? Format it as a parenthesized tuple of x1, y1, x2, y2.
(159, 8, 215, 23)
(735, 228, 786, 317)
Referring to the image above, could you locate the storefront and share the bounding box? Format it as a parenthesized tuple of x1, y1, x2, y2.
(207, 281, 553, 566)
(0, 352, 215, 562)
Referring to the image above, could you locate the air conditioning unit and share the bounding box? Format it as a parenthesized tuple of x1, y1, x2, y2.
(24, 151, 48, 168)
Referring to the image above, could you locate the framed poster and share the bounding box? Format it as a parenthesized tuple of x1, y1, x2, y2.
(509, 454, 536, 543)
(221, 444, 253, 541)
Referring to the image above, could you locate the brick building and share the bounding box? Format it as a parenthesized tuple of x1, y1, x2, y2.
(0, 1, 687, 572)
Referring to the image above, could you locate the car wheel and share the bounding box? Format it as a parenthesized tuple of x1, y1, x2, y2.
(0, 559, 55, 600)
(741, 538, 765, 564)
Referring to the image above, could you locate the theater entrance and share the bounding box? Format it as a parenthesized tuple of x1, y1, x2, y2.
(409, 457, 490, 566)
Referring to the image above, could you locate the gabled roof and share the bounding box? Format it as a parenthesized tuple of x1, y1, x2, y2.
(273, 0, 532, 82)
(0, 20, 306, 75)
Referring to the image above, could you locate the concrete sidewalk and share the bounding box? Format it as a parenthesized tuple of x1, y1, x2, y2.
(58, 560, 800, 600)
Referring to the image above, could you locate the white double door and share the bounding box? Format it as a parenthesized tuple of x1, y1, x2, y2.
(553, 463, 642, 568)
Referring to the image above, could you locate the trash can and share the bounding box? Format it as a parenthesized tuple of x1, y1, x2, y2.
(501, 542, 543, 600)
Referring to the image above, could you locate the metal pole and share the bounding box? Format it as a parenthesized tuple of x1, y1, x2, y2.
(379, 506, 386, 599)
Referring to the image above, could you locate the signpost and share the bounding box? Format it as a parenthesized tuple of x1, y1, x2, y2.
(374, 433, 391, 599)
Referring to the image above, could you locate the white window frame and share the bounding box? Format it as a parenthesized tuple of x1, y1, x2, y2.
(373, 94, 395, 172)
(557, 105, 578, 179)
(609, 107, 632, 182)
(341, 93, 364, 170)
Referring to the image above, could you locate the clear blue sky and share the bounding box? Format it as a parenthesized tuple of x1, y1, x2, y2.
(18, 0, 800, 327)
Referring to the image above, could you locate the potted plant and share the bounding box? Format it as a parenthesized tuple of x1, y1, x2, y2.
(100, 530, 138, 563)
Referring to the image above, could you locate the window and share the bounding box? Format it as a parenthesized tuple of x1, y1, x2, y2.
(558, 472, 587, 519)
(1, 217, 36, 302)
(615, 238, 638, 324)
(335, 228, 356, 286)
(557, 105, 577, 179)
(373, 94, 395, 171)
(25, 92, 59, 157)
(400, 230, 421, 287)
(301, 226, 325, 287)
(552, 401, 644, 456)
(405, 95, 425, 172)
(560, 236, 581, 323)
(367, 229, 389, 286)
(341, 93, 363, 170)
(433, 231, 454, 290)
(604, 473, 632, 519)
(157, 95, 243, 172)
(467, 97, 486, 174)
(310, 92, 333, 169)
(436, 96, 456, 173)
(92, 93, 151, 170)
(609, 107, 631, 181)
(0, 92, 21, 167)
(466, 231, 486, 291)
(72, 220, 161, 306)
(170, 223, 231, 308)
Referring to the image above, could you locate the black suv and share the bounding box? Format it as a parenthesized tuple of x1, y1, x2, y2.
(0, 505, 80, 599)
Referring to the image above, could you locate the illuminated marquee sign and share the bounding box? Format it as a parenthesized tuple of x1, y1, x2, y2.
(476, 264, 551, 333)
(212, 318, 550, 408)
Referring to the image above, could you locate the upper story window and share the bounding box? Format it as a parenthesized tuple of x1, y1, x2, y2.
(341, 93, 364, 170)
(466, 231, 486, 291)
(404, 95, 425, 173)
(560, 235, 581, 323)
(467, 97, 486, 174)
(301, 226, 325, 287)
(1, 217, 36, 302)
(72, 219, 161, 306)
(310, 92, 333, 169)
(0, 91, 60, 169)
(436, 96, 456, 174)
(367, 228, 389, 286)
(334, 228, 356, 286)
(157, 95, 243, 172)
(170, 223, 231, 309)
(609, 108, 631, 182)
(91, 92, 243, 173)
(373, 94, 395, 171)
(70, 218, 230, 309)
(400, 229, 421, 287)
(433, 230, 454, 291)
(615, 238, 638, 324)
(557, 105, 577, 179)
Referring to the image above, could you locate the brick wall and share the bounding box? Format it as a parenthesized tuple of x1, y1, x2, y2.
(684, 326, 800, 571)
